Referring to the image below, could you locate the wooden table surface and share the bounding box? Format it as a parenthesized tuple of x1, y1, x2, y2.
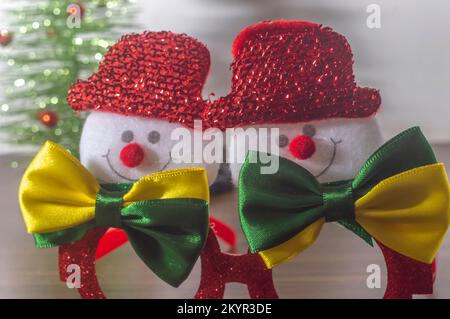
(1, 145, 449, 299)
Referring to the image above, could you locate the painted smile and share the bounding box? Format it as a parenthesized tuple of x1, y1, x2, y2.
(102, 149, 172, 182)
(314, 137, 342, 178)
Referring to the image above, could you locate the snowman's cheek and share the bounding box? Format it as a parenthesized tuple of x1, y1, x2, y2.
(80, 145, 109, 169)
(79, 153, 117, 182)
(280, 138, 327, 161)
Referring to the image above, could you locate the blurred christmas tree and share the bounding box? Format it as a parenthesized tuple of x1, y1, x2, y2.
(0, 0, 138, 157)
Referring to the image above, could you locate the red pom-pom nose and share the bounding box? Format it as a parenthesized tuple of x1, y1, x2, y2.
(288, 135, 316, 160)
(119, 143, 145, 168)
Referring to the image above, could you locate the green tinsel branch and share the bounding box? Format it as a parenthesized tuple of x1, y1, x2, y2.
(0, 0, 138, 158)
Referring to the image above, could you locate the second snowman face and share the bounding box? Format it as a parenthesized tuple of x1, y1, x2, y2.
(80, 112, 220, 185)
(229, 118, 383, 184)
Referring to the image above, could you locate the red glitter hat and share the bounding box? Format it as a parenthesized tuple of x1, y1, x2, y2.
(67, 31, 210, 128)
(204, 20, 381, 129)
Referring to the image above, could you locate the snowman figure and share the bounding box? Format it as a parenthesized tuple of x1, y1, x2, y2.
(61, 31, 229, 298)
(204, 20, 434, 298)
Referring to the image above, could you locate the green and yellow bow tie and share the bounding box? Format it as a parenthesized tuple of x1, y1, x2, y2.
(19, 141, 210, 287)
(238, 127, 450, 268)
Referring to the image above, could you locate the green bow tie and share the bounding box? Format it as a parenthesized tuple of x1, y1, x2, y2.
(239, 127, 447, 266)
(19, 142, 211, 287)
(33, 183, 209, 287)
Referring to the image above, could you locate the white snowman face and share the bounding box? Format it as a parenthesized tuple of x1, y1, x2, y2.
(229, 117, 383, 184)
(80, 112, 220, 185)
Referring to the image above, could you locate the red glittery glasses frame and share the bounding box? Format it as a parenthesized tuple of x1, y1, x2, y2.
(58, 225, 434, 299)
(58, 223, 278, 299)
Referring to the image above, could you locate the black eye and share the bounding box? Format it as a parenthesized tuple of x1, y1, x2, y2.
(278, 134, 289, 148)
(148, 131, 160, 144)
(121, 130, 134, 143)
(302, 124, 316, 137)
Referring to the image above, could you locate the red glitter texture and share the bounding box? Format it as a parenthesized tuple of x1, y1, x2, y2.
(58, 229, 434, 299)
(59, 228, 107, 299)
(377, 240, 434, 299)
(204, 20, 381, 130)
(68, 21, 380, 131)
(67, 31, 210, 128)
(58, 227, 276, 299)
(288, 135, 316, 160)
(195, 228, 278, 299)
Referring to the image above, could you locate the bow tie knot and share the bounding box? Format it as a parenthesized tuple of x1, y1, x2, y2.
(95, 188, 124, 228)
(323, 182, 355, 222)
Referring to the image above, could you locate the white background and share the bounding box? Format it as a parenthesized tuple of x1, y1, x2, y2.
(1, 0, 449, 153)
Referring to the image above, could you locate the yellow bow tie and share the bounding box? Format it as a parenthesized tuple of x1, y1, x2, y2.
(18, 141, 211, 287)
(239, 146, 450, 268)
